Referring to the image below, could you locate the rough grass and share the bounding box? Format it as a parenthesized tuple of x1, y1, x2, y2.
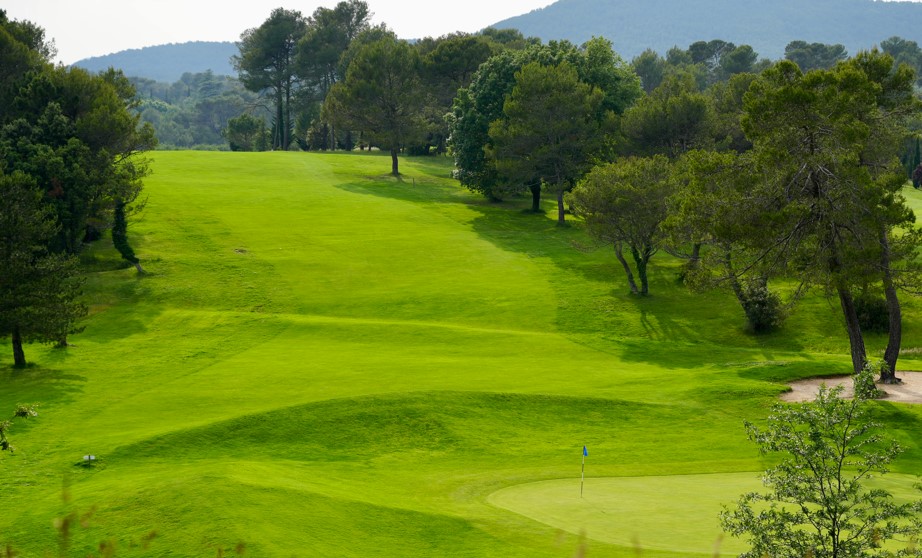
(3, 151, 922, 557)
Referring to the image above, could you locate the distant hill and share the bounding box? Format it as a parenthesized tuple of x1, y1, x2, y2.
(73, 41, 237, 83)
(490, 0, 922, 60)
(69, 0, 922, 83)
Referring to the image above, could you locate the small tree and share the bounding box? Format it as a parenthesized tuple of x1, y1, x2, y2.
(324, 35, 427, 176)
(568, 155, 673, 295)
(720, 367, 922, 558)
(225, 113, 267, 151)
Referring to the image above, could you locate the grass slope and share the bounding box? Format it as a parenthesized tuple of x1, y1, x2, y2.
(2, 151, 922, 557)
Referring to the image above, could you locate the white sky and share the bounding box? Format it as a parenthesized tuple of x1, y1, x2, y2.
(4, 0, 556, 65)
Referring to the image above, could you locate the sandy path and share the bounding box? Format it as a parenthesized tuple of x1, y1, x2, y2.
(781, 371, 922, 403)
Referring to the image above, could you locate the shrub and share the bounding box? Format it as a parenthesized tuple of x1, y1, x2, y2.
(740, 281, 785, 333)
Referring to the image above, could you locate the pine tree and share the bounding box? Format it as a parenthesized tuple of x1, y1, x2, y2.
(0, 172, 87, 366)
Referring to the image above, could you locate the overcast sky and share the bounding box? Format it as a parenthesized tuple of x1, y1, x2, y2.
(4, 0, 556, 65)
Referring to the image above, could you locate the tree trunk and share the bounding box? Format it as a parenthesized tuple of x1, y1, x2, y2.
(391, 147, 400, 176)
(880, 229, 902, 383)
(12, 325, 26, 368)
(632, 246, 650, 295)
(556, 188, 566, 223)
(275, 95, 284, 150)
(614, 242, 639, 295)
(529, 183, 541, 212)
(837, 286, 867, 375)
(690, 243, 701, 265)
(723, 252, 747, 307)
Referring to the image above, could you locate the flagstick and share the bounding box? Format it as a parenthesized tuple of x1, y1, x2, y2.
(580, 450, 586, 498)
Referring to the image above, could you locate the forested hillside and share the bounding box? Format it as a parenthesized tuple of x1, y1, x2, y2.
(493, 0, 922, 59)
(73, 41, 237, 82)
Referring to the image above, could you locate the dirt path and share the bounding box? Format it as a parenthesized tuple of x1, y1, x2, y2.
(781, 372, 922, 403)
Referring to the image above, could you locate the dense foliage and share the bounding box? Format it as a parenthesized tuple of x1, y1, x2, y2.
(132, 71, 258, 150)
(0, 10, 152, 365)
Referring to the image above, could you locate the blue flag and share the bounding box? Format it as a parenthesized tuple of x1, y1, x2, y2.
(583, 446, 588, 457)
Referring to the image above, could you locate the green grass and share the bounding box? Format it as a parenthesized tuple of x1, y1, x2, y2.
(3, 151, 922, 557)
(490, 472, 922, 555)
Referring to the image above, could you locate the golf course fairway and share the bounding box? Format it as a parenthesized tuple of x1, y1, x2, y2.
(2, 151, 922, 557)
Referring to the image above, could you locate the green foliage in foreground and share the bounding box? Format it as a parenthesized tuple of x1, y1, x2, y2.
(3, 151, 922, 557)
(722, 369, 922, 558)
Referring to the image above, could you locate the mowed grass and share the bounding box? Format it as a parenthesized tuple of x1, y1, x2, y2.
(3, 151, 922, 557)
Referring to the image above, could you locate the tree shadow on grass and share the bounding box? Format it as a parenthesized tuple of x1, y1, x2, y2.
(83, 268, 161, 343)
(330, 175, 811, 369)
(0, 364, 87, 406)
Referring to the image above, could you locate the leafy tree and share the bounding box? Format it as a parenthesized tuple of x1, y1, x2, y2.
(688, 39, 737, 85)
(880, 36, 922, 86)
(0, 172, 86, 366)
(488, 61, 604, 223)
(717, 44, 759, 78)
(295, 0, 371, 149)
(225, 113, 267, 151)
(720, 367, 922, 558)
(297, 0, 370, 97)
(447, 50, 523, 200)
(632, 48, 666, 93)
(666, 46, 693, 67)
(0, 11, 50, 121)
(415, 33, 495, 154)
(783, 40, 848, 71)
(707, 72, 758, 153)
(620, 71, 714, 157)
(234, 8, 307, 150)
(733, 54, 918, 376)
(449, 39, 640, 202)
(666, 150, 787, 332)
(569, 155, 673, 294)
(324, 36, 426, 175)
(0, 64, 155, 256)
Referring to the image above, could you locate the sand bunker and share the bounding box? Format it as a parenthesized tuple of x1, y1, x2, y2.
(781, 372, 922, 403)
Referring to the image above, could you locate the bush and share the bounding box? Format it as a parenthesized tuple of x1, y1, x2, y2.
(740, 281, 785, 333)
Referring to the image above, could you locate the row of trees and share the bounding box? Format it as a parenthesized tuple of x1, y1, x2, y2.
(227, 2, 922, 180)
(0, 11, 154, 366)
(231, 1, 540, 172)
(447, 29, 920, 379)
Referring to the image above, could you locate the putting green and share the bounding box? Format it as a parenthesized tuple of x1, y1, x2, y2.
(488, 472, 922, 555)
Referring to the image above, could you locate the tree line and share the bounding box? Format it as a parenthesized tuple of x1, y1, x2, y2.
(447, 30, 921, 381)
(228, 1, 540, 173)
(0, 10, 154, 366)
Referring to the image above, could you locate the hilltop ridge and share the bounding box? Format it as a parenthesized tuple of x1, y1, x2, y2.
(491, 0, 922, 59)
